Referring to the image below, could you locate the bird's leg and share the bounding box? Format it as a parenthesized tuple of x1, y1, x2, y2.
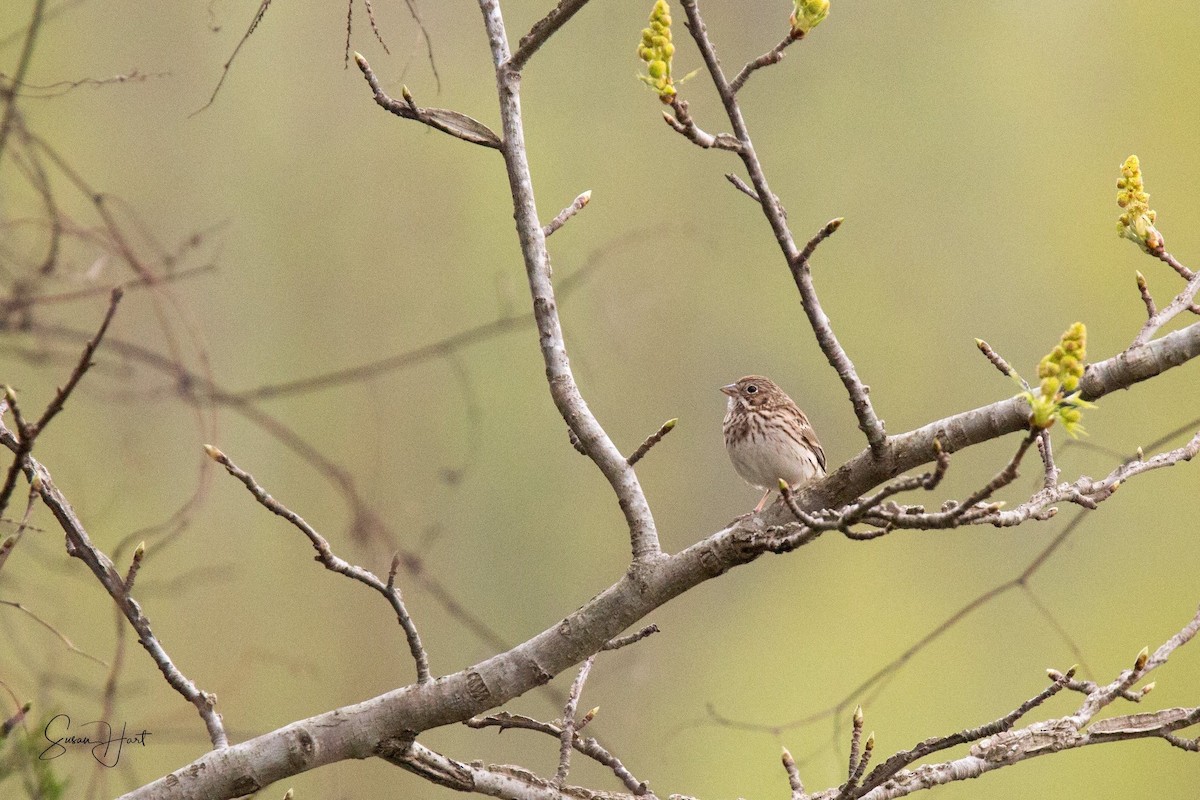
(753, 489, 771, 513)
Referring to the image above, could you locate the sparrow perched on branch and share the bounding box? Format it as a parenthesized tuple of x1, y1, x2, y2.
(722, 375, 826, 513)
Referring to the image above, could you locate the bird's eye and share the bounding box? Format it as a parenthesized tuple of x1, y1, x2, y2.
(745, 385, 758, 394)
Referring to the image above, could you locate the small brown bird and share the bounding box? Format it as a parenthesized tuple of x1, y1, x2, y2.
(722, 375, 826, 513)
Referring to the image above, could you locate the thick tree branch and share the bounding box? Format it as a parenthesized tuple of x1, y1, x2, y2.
(792, 320, 1200, 515)
(118, 311, 1200, 800)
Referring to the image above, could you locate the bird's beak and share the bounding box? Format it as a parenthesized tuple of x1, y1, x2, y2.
(720, 384, 739, 397)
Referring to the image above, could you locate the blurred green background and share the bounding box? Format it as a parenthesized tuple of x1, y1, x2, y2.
(1, 1, 1198, 798)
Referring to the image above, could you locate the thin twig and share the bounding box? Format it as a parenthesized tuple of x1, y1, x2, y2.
(510, 0, 592, 72)
(0, 290, 121, 517)
(627, 419, 677, 466)
(354, 53, 502, 149)
(857, 668, 1074, 795)
(663, 98, 741, 151)
(1036, 430, 1059, 490)
(543, 190, 591, 237)
(1133, 255, 1200, 346)
(31, 287, 123, 435)
(847, 705, 864, 781)
(781, 746, 805, 799)
(0, 0, 46, 163)
(0, 599, 109, 668)
(123, 541, 146, 593)
(725, 172, 759, 201)
(0, 389, 31, 519)
(974, 338, 1019, 381)
(0, 423, 227, 746)
(1135, 271, 1157, 319)
(1154, 248, 1196, 281)
(678, 0, 889, 456)
(729, 30, 800, 94)
(192, 0, 274, 116)
(205, 445, 432, 684)
(555, 655, 595, 786)
(601, 624, 660, 651)
(466, 711, 654, 796)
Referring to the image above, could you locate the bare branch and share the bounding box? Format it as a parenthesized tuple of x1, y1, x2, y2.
(725, 172, 760, 201)
(663, 98, 742, 151)
(354, 53, 502, 148)
(781, 747, 805, 799)
(1133, 256, 1200, 346)
(205, 445, 431, 684)
(626, 419, 677, 466)
(0, 388, 31, 519)
(544, 190, 592, 238)
(476, 0, 660, 563)
(31, 287, 123, 435)
(730, 30, 801, 94)
(0, 0, 46, 162)
(677, 0, 888, 456)
(0, 599, 108, 668)
(857, 668, 1074, 795)
(466, 711, 654, 796)
(510, 0, 592, 72)
(601, 624, 660, 651)
(973, 338, 1019, 382)
(1154, 248, 1196, 281)
(555, 656, 594, 786)
(1135, 271, 1157, 318)
(0, 425, 227, 748)
(192, 0, 274, 117)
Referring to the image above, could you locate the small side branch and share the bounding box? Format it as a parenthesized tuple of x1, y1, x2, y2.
(354, 53, 502, 149)
(1133, 254, 1200, 346)
(725, 173, 759, 202)
(730, 31, 800, 94)
(0, 426, 227, 748)
(0, 289, 121, 516)
(602, 624, 660, 651)
(626, 419, 677, 466)
(206, 445, 431, 684)
(663, 99, 741, 151)
(510, 0, 592, 72)
(677, 0, 888, 457)
(465, 711, 654, 796)
(555, 656, 595, 786)
(857, 668, 1074, 795)
(790, 220, 888, 455)
(974, 338, 1019, 382)
(780, 747, 805, 800)
(1135, 271, 1157, 319)
(543, 190, 591, 238)
(31, 287, 122, 435)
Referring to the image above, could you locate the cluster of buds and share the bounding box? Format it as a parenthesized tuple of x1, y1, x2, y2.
(637, 1, 677, 102)
(1024, 322, 1095, 437)
(790, 0, 830, 37)
(1117, 155, 1164, 253)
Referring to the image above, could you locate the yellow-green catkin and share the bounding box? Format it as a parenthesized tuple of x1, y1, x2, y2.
(790, 0, 830, 36)
(1116, 155, 1164, 253)
(637, 1, 677, 102)
(1024, 322, 1095, 437)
